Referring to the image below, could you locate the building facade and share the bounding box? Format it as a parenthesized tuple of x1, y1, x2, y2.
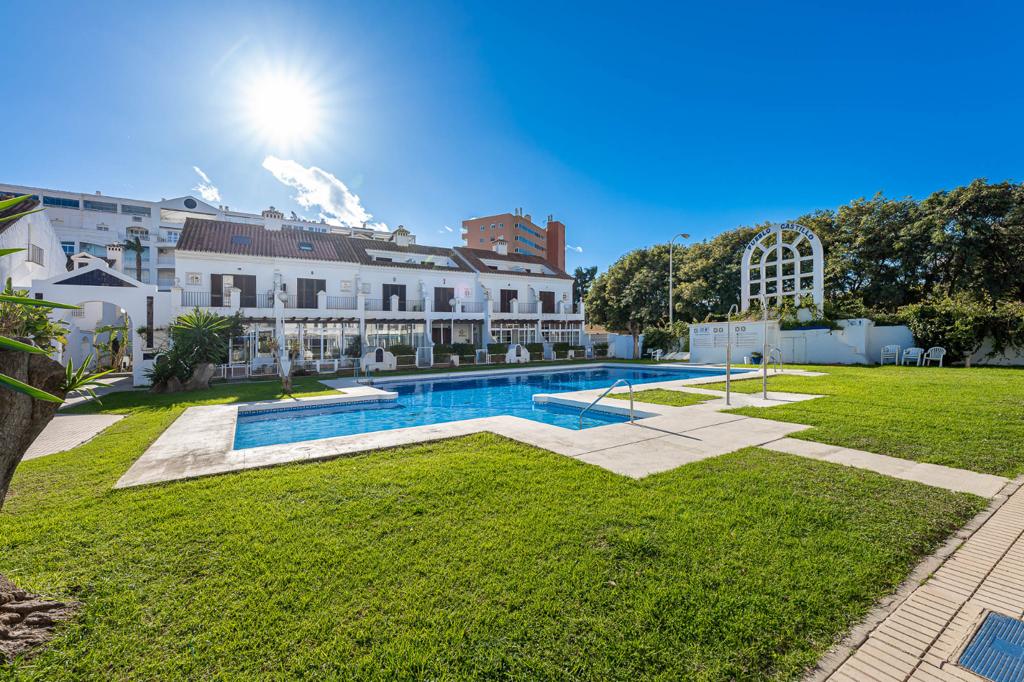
(170, 219, 583, 371)
(461, 208, 566, 271)
(0, 183, 408, 292)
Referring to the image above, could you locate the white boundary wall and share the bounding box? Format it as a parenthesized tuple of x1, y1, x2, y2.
(689, 318, 915, 365)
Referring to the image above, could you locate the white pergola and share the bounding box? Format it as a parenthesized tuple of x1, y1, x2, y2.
(740, 222, 824, 313)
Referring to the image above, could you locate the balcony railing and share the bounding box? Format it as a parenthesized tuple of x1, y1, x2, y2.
(181, 290, 211, 307)
(326, 295, 358, 310)
(518, 302, 538, 314)
(460, 301, 487, 314)
(364, 299, 425, 312)
(256, 292, 275, 308)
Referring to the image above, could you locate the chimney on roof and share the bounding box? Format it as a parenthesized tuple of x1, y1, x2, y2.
(493, 237, 508, 256)
(524, 214, 532, 224)
(96, 191, 101, 195)
(261, 206, 284, 219)
(392, 225, 412, 247)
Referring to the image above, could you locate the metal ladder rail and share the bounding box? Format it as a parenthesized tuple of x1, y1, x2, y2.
(579, 378, 635, 430)
(767, 346, 783, 374)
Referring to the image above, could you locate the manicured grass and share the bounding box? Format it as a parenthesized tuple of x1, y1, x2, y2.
(0, 379, 983, 679)
(698, 366, 1024, 477)
(610, 388, 716, 407)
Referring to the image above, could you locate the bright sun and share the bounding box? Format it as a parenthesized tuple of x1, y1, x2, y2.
(243, 70, 322, 147)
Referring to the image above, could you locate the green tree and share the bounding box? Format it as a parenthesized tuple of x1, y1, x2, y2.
(586, 246, 669, 357)
(572, 266, 598, 303)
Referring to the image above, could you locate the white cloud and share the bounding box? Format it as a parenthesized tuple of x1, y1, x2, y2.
(191, 166, 221, 203)
(567, 244, 584, 253)
(438, 224, 454, 234)
(261, 156, 387, 231)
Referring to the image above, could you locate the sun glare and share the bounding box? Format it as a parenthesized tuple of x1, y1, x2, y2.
(243, 70, 323, 147)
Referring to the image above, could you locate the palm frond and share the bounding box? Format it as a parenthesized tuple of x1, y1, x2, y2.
(0, 335, 47, 354)
(0, 294, 80, 309)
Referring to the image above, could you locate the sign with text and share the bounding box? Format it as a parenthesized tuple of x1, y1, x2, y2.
(689, 321, 774, 364)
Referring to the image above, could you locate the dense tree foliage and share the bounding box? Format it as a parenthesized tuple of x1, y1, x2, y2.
(590, 179, 1024, 325)
(572, 266, 598, 303)
(585, 246, 669, 357)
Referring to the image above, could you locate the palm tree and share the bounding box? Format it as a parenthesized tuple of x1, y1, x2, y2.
(1, 194, 111, 509)
(123, 235, 144, 282)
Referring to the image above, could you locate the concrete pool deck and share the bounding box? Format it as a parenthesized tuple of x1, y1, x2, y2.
(114, 363, 1010, 498)
(116, 364, 802, 488)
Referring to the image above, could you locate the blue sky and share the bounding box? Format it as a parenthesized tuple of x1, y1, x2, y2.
(4, 1, 1022, 270)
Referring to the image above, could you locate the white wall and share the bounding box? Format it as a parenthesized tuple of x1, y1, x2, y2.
(969, 338, 1024, 366)
(689, 318, 916, 365)
(0, 211, 66, 287)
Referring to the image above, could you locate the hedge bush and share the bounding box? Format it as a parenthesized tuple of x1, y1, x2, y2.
(900, 295, 1024, 363)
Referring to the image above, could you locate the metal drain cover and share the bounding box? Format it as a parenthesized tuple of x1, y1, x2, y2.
(959, 612, 1024, 682)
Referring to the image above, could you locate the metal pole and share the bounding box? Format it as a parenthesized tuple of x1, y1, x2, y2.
(668, 232, 690, 327)
(726, 304, 739, 405)
(761, 294, 768, 400)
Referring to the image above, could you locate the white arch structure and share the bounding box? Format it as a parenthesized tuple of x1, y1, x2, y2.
(740, 222, 824, 313)
(32, 260, 159, 386)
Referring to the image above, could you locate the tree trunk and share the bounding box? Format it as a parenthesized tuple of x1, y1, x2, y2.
(0, 346, 67, 510)
(135, 251, 142, 283)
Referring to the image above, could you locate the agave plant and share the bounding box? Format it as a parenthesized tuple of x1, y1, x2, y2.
(171, 307, 229, 365)
(61, 353, 113, 402)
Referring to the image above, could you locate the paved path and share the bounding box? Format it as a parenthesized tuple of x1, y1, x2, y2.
(813, 477, 1024, 682)
(24, 413, 124, 460)
(766, 438, 1009, 498)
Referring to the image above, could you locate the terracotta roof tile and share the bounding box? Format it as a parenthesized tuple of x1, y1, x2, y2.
(454, 247, 572, 280)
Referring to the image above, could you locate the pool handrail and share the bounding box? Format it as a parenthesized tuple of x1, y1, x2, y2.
(579, 378, 635, 430)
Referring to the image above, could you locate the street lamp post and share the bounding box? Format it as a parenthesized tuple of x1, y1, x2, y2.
(726, 304, 739, 405)
(668, 232, 690, 327)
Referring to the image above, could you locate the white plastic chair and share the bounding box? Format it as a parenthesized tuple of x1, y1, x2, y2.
(880, 344, 900, 365)
(922, 347, 946, 367)
(902, 347, 924, 366)
(648, 349, 663, 362)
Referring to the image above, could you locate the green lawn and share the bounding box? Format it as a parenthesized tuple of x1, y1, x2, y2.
(610, 388, 716, 407)
(0, 379, 984, 679)
(697, 365, 1024, 477)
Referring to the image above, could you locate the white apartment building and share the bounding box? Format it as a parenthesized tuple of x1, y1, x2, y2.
(5, 191, 583, 386)
(0, 183, 407, 291)
(171, 218, 583, 370)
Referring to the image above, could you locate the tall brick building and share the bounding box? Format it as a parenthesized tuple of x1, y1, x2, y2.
(462, 208, 566, 271)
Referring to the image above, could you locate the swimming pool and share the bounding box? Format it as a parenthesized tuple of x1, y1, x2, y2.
(233, 364, 727, 449)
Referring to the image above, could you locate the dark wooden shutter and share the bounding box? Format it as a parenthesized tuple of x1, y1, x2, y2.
(539, 291, 555, 314)
(434, 287, 454, 313)
(211, 274, 223, 307)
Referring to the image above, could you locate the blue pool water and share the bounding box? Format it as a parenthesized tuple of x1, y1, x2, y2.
(233, 365, 726, 449)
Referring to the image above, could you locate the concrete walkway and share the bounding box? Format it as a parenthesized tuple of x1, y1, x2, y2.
(765, 437, 1009, 498)
(24, 413, 124, 460)
(812, 477, 1024, 681)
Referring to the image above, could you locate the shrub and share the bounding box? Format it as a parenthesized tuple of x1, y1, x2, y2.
(488, 343, 507, 355)
(643, 322, 688, 352)
(387, 344, 415, 356)
(900, 295, 989, 362)
(553, 342, 570, 353)
(451, 343, 475, 357)
(525, 343, 544, 354)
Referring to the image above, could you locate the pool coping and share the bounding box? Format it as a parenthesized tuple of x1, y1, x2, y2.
(115, 363, 809, 488)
